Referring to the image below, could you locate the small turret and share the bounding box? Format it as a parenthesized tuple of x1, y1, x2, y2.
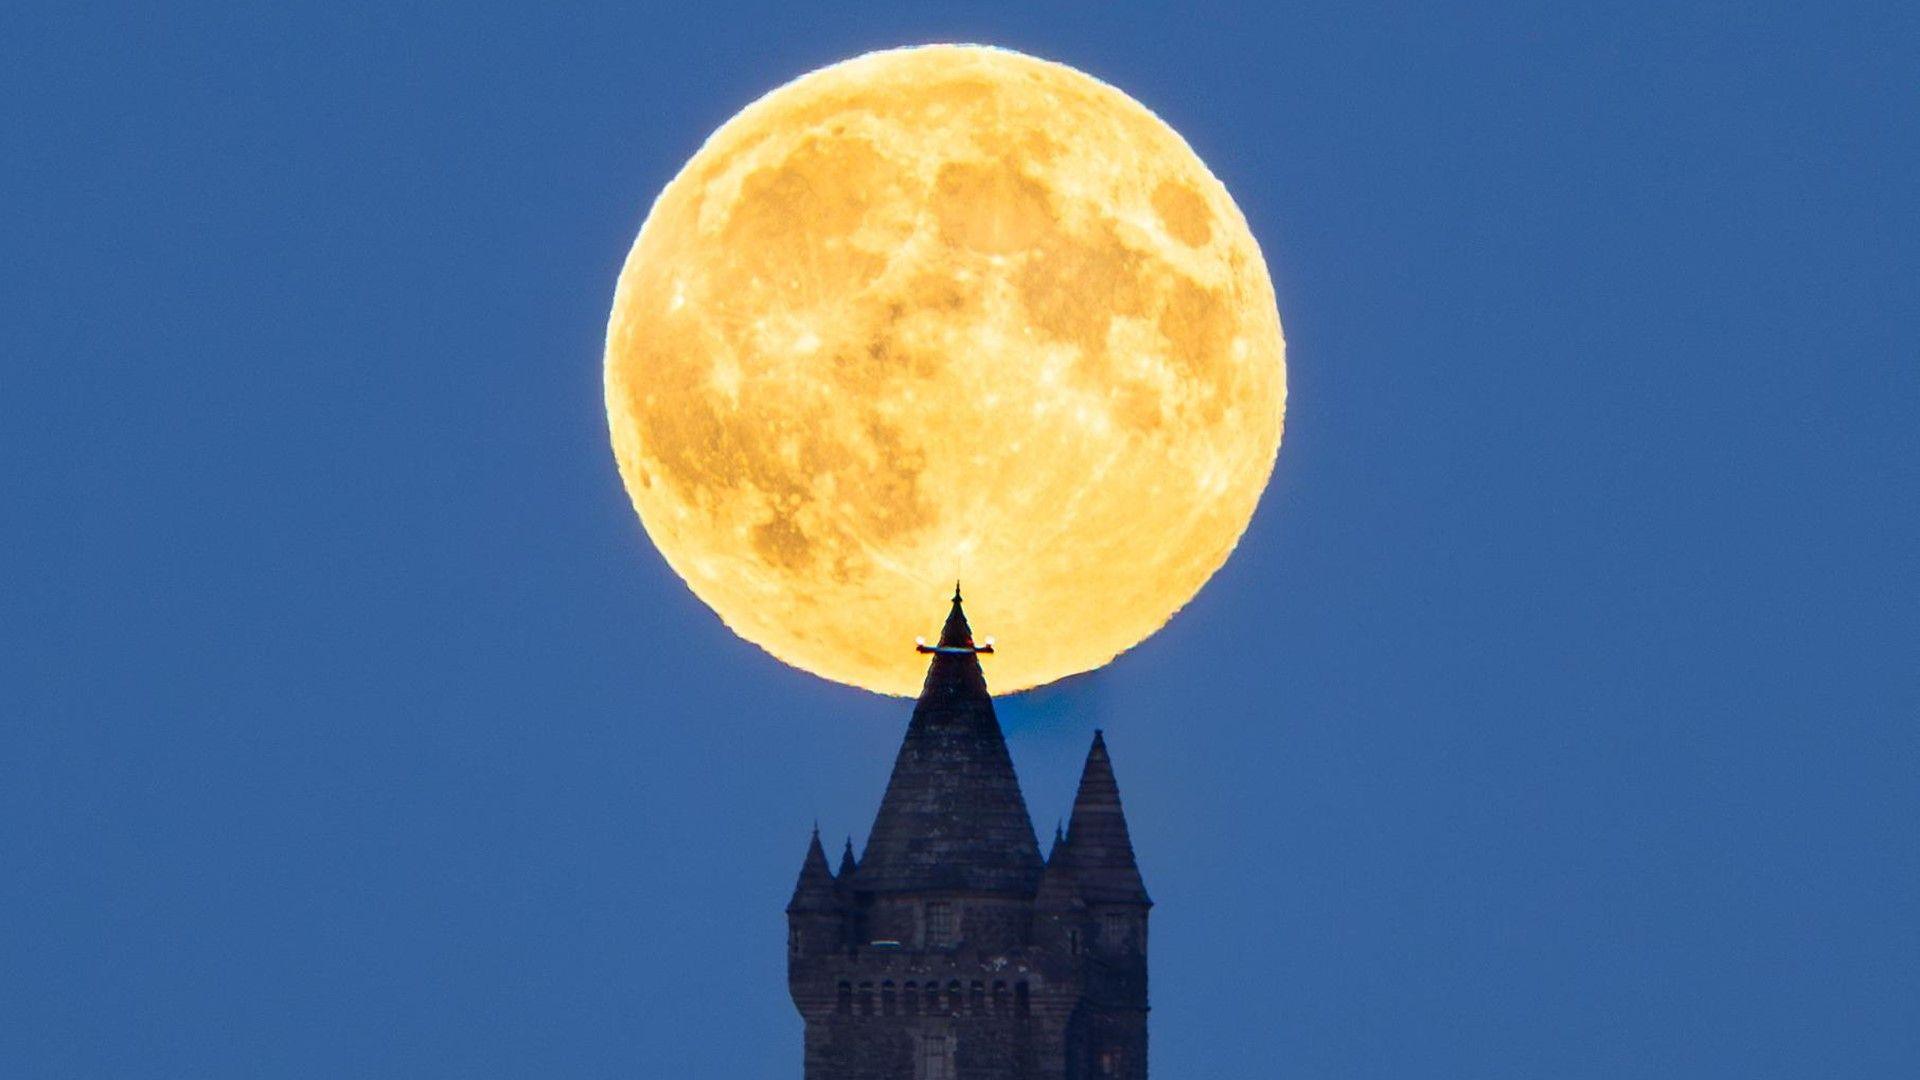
(1063, 730, 1151, 906)
(1034, 823, 1082, 912)
(787, 827, 848, 971)
(787, 829, 840, 915)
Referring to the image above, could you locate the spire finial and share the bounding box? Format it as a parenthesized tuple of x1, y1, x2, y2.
(919, 588, 994, 655)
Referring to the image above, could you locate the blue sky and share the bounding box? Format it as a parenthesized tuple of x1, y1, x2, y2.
(5, 3, 1916, 1077)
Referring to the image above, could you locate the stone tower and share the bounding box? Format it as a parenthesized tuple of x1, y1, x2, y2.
(788, 591, 1152, 1079)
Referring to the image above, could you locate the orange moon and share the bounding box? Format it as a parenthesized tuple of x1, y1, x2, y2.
(605, 45, 1286, 696)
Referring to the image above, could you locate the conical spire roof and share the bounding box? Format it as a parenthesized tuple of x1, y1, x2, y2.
(1062, 731, 1150, 905)
(787, 829, 840, 913)
(838, 837, 859, 880)
(851, 591, 1044, 894)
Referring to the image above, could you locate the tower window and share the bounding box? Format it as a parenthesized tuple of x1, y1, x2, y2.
(1103, 912, 1133, 951)
(881, 980, 897, 1016)
(925, 901, 955, 946)
(917, 1033, 954, 1080)
(836, 981, 852, 1015)
(1098, 1049, 1124, 1077)
(788, 925, 801, 957)
(1015, 981, 1030, 1017)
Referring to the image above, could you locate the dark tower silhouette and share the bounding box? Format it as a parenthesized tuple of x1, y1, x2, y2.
(788, 590, 1151, 1079)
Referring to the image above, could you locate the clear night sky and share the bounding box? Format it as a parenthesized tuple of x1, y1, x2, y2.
(6, 4, 1916, 1077)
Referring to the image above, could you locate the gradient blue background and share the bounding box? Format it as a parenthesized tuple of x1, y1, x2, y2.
(6, 3, 1916, 1077)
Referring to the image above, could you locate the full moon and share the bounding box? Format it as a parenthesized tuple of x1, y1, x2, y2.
(606, 45, 1286, 696)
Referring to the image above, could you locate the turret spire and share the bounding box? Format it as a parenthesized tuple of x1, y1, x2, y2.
(1034, 840, 1083, 914)
(1062, 730, 1151, 905)
(852, 592, 1041, 893)
(786, 828, 839, 914)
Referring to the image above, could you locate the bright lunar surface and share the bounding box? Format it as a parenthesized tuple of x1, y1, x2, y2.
(606, 45, 1286, 697)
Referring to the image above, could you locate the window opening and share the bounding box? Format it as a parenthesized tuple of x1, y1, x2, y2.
(926, 901, 955, 947)
(917, 1033, 954, 1080)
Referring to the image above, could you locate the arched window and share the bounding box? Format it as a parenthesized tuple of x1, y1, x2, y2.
(903, 981, 920, 1015)
(858, 982, 875, 1016)
(969, 980, 985, 1014)
(1015, 981, 1031, 1017)
(836, 981, 852, 1015)
(926, 981, 942, 1015)
(946, 980, 963, 1015)
(992, 980, 1008, 1013)
(1103, 912, 1133, 952)
(881, 980, 897, 1016)
(1067, 929, 1080, 955)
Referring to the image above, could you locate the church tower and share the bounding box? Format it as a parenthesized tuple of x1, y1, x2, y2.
(787, 591, 1152, 1079)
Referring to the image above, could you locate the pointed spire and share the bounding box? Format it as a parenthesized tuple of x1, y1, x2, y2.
(787, 828, 839, 913)
(852, 592, 1043, 894)
(1035, 818, 1082, 911)
(1063, 730, 1151, 905)
(838, 837, 858, 880)
(938, 584, 974, 649)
